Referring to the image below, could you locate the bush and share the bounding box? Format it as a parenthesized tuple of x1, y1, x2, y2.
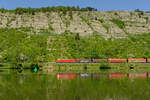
(110, 18, 125, 29)
(80, 16, 93, 29)
(102, 24, 110, 33)
(98, 19, 105, 23)
(75, 33, 80, 40)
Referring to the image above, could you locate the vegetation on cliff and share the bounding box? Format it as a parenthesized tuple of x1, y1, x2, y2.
(0, 6, 97, 15)
(0, 28, 150, 65)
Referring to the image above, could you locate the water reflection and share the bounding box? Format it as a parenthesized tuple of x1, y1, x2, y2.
(109, 73, 127, 79)
(0, 72, 150, 100)
(56, 72, 150, 80)
(57, 73, 76, 80)
(0, 69, 150, 100)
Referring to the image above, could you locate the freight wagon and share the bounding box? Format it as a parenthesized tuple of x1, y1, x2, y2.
(76, 59, 92, 63)
(127, 58, 146, 63)
(108, 59, 126, 63)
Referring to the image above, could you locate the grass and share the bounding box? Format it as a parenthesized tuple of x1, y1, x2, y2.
(1, 62, 150, 73)
(42, 63, 150, 73)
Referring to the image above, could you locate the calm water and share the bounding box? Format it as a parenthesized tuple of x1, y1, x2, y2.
(0, 69, 150, 100)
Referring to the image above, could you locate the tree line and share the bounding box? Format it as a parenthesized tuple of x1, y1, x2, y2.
(0, 6, 98, 15)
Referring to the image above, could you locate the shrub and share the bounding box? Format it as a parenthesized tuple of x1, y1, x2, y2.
(75, 33, 80, 40)
(98, 19, 105, 23)
(110, 18, 125, 29)
(80, 16, 93, 29)
(102, 24, 110, 33)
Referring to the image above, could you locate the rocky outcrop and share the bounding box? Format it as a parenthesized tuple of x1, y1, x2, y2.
(0, 11, 150, 37)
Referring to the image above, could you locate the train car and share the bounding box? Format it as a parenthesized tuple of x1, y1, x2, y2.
(92, 59, 107, 63)
(56, 59, 76, 63)
(108, 58, 126, 63)
(109, 73, 127, 79)
(76, 59, 92, 63)
(57, 73, 76, 79)
(128, 73, 147, 79)
(127, 58, 146, 63)
(146, 59, 150, 63)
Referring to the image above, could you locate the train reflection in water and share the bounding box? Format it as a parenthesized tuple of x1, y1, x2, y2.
(56, 73, 150, 80)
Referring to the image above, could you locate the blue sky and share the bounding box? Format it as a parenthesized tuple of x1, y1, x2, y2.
(0, 0, 150, 11)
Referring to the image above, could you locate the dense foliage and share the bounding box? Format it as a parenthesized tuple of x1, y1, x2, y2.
(0, 28, 150, 64)
(0, 28, 47, 64)
(47, 33, 150, 60)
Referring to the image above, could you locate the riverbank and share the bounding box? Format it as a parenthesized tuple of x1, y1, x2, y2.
(1, 62, 150, 73)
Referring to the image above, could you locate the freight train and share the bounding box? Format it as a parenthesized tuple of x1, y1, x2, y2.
(56, 58, 150, 63)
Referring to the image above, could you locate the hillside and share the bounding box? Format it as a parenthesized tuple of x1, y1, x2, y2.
(1, 28, 150, 65)
(1, 7, 150, 66)
(0, 8, 150, 37)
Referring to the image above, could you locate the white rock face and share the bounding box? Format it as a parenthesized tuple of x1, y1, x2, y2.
(0, 11, 150, 37)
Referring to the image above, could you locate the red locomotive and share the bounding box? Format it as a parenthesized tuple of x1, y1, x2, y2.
(56, 59, 76, 63)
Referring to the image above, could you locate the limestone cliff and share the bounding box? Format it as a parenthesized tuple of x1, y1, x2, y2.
(0, 11, 150, 37)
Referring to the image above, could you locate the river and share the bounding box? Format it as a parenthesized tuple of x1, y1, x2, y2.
(0, 69, 150, 100)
